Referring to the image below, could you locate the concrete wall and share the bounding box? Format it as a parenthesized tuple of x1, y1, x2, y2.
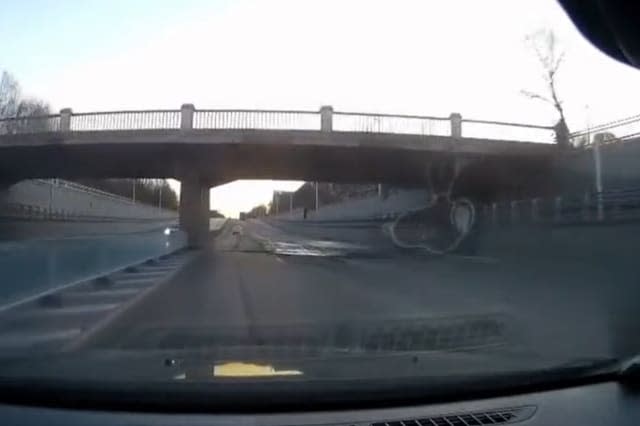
(0, 180, 178, 240)
(0, 220, 179, 241)
(265, 189, 430, 250)
(561, 138, 640, 192)
(279, 188, 431, 222)
(0, 180, 176, 220)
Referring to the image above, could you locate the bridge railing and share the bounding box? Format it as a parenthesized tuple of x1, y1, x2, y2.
(193, 109, 320, 130)
(0, 104, 557, 143)
(0, 114, 61, 134)
(70, 110, 181, 131)
(332, 111, 452, 136)
(461, 119, 556, 143)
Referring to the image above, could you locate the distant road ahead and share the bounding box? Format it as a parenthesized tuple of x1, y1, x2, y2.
(209, 218, 227, 232)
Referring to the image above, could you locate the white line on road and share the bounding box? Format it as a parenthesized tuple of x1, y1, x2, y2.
(113, 276, 164, 285)
(0, 328, 82, 348)
(72, 287, 141, 297)
(18, 303, 119, 318)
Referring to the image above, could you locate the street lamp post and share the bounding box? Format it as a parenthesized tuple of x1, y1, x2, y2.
(587, 105, 604, 221)
(593, 134, 604, 221)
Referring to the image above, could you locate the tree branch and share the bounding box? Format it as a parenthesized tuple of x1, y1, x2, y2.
(520, 90, 552, 104)
(522, 29, 569, 139)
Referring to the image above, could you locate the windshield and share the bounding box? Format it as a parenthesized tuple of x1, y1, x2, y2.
(0, 0, 639, 405)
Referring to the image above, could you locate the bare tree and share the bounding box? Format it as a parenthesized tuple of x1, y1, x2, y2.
(0, 70, 51, 134)
(16, 98, 50, 117)
(0, 71, 20, 119)
(521, 29, 570, 147)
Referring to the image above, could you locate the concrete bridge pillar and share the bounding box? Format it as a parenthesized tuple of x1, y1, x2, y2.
(320, 106, 333, 132)
(60, 108, 72, 132)
(449, 113, 462, 138)
(179, 177, 210, 248)
(180, 104, 195, 130)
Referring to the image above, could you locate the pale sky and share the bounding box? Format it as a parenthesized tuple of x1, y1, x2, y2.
(2, 0, 640, 217)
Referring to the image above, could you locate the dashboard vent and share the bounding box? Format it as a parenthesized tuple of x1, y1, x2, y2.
(371, 405, 535, 426)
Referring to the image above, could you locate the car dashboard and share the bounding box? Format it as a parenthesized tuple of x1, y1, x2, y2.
(1, 380, 638, 426)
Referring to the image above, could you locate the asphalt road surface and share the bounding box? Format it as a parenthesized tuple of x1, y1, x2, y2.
(81, 218, 640, 362)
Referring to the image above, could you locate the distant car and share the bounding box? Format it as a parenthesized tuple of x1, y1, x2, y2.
(163, 226, 179, 236)
(231, 224, 243, 236)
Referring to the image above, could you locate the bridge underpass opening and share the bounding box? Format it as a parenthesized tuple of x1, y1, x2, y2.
(210, 180, 305, 221)
(206, 168, 558, 241)
(213, 180, 430, 222)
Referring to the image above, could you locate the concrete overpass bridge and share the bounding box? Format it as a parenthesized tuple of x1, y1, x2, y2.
(0, 105, 561, 245)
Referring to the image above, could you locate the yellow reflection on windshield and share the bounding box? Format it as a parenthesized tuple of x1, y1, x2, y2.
(213, 362, 302, 377)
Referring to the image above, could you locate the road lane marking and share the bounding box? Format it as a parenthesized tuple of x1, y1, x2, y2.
(1, 329, 82, 346)
(20, 303, 119, 318)
(0, 328, 83, 348)
(69, 288, 140, 298)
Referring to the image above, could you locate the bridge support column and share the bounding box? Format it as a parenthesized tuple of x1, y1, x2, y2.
(60, 108, 72, 131)
(179, 177, 210, 248)
(320, 106, 333, 131)
(449, 113, 462, 138)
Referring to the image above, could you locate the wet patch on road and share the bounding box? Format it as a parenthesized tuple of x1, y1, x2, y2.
(217, 222, 374, 258)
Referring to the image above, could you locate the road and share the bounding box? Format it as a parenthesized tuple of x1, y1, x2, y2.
(81, 218, 640, 362)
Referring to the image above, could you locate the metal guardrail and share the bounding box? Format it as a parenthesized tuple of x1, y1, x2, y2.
(570, 114, 640, 147)
(483, 187, 640, 226)
(0, 201, 176, 222)
(193, 109, 320, 130)
(0, 105, 558, 143)
(34, 179, 135, 204)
